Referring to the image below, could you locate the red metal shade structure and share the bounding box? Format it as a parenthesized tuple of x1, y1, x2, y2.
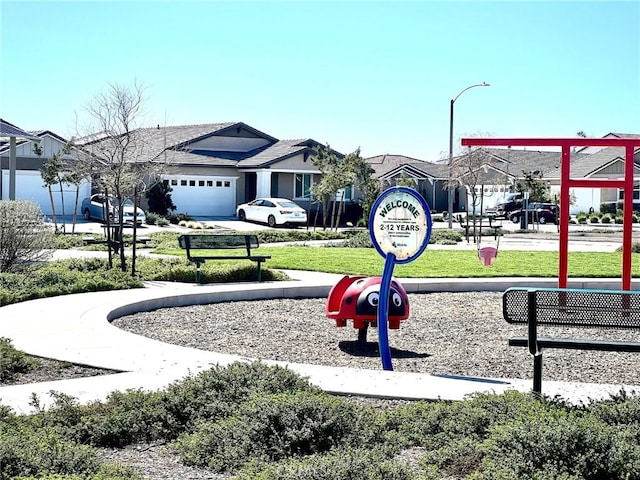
(461, 137, 640, 290)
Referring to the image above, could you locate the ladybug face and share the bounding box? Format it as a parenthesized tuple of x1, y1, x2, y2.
(325, 275, 410, 327)
(356, 285, 406, 318)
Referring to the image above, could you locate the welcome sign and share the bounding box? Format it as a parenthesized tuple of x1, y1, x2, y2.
(370, 187, 432, 263)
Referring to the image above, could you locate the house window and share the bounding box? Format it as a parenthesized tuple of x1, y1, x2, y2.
(336, 186, 353, 201)
(189, 180, 195, 186)
(224, 181, 230, 187)
(618, 189, 640, 200)
(295, 173, 312, 199)
(216, 181, 222, 187)
(171, 180, 178, 186)
(180, 180, 187, 186)
(207, 180, 213, 187)
(198, 180, 205, 187)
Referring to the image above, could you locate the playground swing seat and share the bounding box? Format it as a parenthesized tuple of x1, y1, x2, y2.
(477, 234, 500, 267)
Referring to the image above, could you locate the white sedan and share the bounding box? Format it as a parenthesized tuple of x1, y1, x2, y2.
(236, 197, 307, 227)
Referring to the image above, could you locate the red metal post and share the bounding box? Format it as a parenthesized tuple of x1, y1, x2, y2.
(559, 145, 571, 288)
(623, 145, 635, 290)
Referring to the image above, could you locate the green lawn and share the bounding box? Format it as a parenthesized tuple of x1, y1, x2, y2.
(158, 246, 638, 278)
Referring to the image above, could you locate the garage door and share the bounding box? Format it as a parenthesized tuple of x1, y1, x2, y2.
(2, 170, 91, 215)
(165, 175, 237, 217)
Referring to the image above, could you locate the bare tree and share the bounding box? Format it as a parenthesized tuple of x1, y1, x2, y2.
(0, 200, 55, 272)
(75, 81, 153, 271)
(449, 147, 508, 241)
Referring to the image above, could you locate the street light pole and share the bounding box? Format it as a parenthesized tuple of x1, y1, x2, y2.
(447, 82, 490, 228)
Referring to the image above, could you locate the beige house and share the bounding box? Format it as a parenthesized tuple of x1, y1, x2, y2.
(76, 122, 337, 217)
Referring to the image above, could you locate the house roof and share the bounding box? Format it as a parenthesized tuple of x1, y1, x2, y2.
(238, 139, 322, 168)
(543, 146, 640, 179)
(0, 127, 67, 155)
(0, 119, 38, 139)
(366, 154, 448, 179)
(76, 122, 237, 160)
(74, 122, 328, 168)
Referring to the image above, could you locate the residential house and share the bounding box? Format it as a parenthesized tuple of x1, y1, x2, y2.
(364, 154, 449, 212)
(76, 122, 339, 217)
(0, 119, 90, 216)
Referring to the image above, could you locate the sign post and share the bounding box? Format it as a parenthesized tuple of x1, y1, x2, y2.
(368, 186, 432, 370)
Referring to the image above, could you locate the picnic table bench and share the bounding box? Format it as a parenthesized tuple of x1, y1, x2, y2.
(178, 234, 270, 283)
(503, 287, 640, 393)
(456, 215, 502, 243)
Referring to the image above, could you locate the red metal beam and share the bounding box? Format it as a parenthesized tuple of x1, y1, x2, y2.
(461, 137, 640, 148)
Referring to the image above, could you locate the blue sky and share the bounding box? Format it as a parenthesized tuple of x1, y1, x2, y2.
(1, 1, 639, 161)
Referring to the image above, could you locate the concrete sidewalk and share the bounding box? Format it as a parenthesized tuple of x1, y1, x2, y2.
(2, 269, 639, 414)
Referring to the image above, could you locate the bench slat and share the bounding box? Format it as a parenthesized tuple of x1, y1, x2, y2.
(509, 336, 640, 352)
(504, 287, 640, 328)
(178, 234, 268, 283)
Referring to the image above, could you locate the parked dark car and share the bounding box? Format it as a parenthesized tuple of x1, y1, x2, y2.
(509, 203, 559, 224)
(487, 193, 523, 218)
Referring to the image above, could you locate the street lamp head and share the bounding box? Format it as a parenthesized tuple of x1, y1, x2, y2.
(481, 82, 490, 87)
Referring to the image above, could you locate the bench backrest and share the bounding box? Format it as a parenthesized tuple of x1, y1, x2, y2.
(503, 287, 640, 329)
(178, 234, 259, 251)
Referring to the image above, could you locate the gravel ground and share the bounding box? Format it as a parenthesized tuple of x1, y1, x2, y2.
(113, 292, 640, 385)
(3, 357, 117, 386)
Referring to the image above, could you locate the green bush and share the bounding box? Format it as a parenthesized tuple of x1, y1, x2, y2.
(0, 337, 40, 382)
(173, 391, 367, 471)
(477, 409, 640, 479)
(13, 464, 143, 479)
(167, 212, 193, 224)
(589, 214, 600, 223)
(600, 202, 617, 215)
(430, 229, 463, 244)
(235, 447, 417, 480)
(161, 362, 319, 438)
(600, 213, 612, 224)
(145, 212, 159, 225)
(0, 424, 99, 480)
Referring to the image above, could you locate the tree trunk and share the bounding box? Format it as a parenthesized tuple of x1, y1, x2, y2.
(48, 186, 58, 232)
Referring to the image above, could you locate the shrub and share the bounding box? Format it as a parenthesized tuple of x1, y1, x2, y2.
(161, 362, 319, 437)
(0, 337, 40, 382)
(477, 409, 640, 479)
(13, 464, 143, 479)
(0, 424, 99, 479)
(167, 212, 193, 224)
(145, 212, 159, 225)
(173, 391, 367, 471)
(235, 447, 417, 480)
(0, 200, 56, 272)
(156, 216, 170, 227)
(145, 181, 176, 216)
(430, 229, 463, 244)
(600, 202, 616, 215)
(589, 214, 600, 223)
(600, 213, 612, 224)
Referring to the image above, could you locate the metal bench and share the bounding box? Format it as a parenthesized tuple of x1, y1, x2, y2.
(178, 234, 271, 283)
(503, 287, 640, 393)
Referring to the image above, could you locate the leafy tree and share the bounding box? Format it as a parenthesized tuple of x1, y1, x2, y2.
(516, 170, 552, 203)
(311, 146, 376, 229)
(146, 180, 176, 216)
(35, 140, 80, 233)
